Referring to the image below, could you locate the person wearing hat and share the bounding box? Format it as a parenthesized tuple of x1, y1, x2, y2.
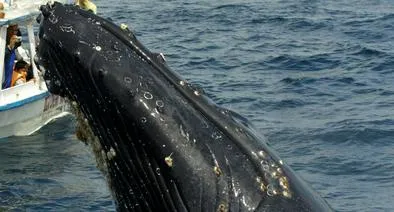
(11, 60, 28, 87)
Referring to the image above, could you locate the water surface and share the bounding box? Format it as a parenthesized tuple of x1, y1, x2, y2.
(1, 0, 394, 211)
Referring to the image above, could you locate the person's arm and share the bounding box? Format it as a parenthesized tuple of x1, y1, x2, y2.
(15, 49, 23, 61)
(14, 78, 25, 86)
(16, 47, 30, 62)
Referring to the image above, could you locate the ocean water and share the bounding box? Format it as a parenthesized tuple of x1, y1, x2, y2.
(1, 0, 394, 211)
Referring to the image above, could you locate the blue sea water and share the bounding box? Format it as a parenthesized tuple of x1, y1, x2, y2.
(1, 0, 394, 211)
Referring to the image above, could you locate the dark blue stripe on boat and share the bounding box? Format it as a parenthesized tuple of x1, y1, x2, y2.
(0, 92, 49, 111)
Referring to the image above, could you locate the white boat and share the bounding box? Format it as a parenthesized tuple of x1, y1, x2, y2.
(0, 0, 70, 138)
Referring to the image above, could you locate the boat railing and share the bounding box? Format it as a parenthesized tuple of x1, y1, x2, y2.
(2, 0, 57, 9)
(0, 80, 45, 106)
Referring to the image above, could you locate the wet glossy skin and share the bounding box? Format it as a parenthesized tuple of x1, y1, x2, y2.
(35, 3, 332, 211)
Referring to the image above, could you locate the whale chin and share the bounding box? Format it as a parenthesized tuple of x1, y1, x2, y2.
(35, 2, 332, 211)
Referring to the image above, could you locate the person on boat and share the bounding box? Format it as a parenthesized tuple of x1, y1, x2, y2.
(25, 63, 34, 81)
(2, 24, 27, 89)
(76, 0, 97, 14)
(6, 24, 18, 41)
(2, 34, 18, 89)
(11, 60, 29, 87)
(6, 24, 29, 61)
(14, 28, 30, 62)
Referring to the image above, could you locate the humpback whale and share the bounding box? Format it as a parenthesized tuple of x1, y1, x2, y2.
(35, 2, 332, 211)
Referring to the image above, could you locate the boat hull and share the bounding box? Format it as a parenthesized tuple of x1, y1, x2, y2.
(0, 89, 69, 138)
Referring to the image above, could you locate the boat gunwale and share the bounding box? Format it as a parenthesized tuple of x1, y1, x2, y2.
(0, 91, 49, 111)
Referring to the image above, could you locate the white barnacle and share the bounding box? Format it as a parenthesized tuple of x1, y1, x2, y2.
(271, 171, 279, 179)
(106, 147, 116, 160)
(156, 100, 164, 108)
(159, 53, 166, 61)
(279, 176, 289, 190)
(260, 182, 266, 192)
(144, 92, 153, 100)
(267, 184, 278, 196)
(283, 190, 292, 198)
(214, 166, 222, 177)
(120, 23, 128, 30)
(101, 149, 107, 160)
(165, 153, 173, 167)
(179, 80, 185, 86)
(211, 131, 222, 140)
(124, 76, 132, 84)
(256, 176, 262, 183)
(217, 203, 227, 212)
(95, 46, 102, 51)
(194, 90, 200, 96)
(276, 167, 283, 174)
(258, 150, 266, 158)
(261, 160, 269, 171)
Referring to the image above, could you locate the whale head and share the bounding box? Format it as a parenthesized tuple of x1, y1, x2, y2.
(35, 2, 332, 211)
